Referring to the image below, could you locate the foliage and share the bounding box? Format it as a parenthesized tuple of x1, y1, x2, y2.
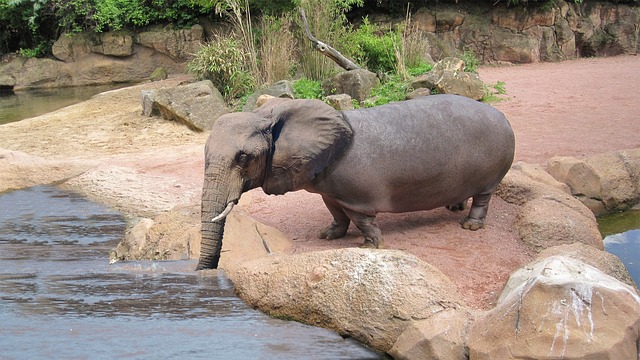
(0, 0, 209, 55)
(293, 78, 324, 99)
(258, 14, 296, 84)
(364, 72, 407, 107)
(461, 49, 480, 73)
(481, 81, 508, 103)
(345, 17, 399, 74)
(187, 38, 256, 100)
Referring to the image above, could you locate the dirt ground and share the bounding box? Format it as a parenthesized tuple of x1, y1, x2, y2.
(1, 55, 639, 310)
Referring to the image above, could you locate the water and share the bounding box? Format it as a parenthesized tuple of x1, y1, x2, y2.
(0, 186, 381, 359)
(598, 209, 640, 286)
(0, 84, 131, 125)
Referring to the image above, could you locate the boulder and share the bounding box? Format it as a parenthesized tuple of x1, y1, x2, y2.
(515, 196, 603, 252)
(325, 94, 355, 110)
(490, 28, 541, 64)
(410, 57, 484, 100)
(468, 256, 640, 359)
(231, 248, 467, 353)
(389, 308, 470, 360)
(537, 243, 637, 290)
(405, 87, 432, 100)
(548, 150, 640, 215)
(142, 80, 228, 132)
(51, 33, 94, 62)
(241, 80, 295, 111)
(496, 162, 604, 253)
(91, 32, 134, 57)
(322, 68, 380, 102)
(135, 24, 204, 61)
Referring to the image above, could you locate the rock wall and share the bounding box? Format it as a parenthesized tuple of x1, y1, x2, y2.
(0, 25, 204, 90)
(372, 1, 639, 63)
(1, 1, 638, 89)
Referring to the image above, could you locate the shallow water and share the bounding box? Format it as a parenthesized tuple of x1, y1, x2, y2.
(0, 84, 130, 125)
(598, 209, 640, 286)
(0, 186, 380, 359)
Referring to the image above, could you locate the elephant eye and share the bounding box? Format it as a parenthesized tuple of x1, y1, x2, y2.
(237, 153, 249, 165)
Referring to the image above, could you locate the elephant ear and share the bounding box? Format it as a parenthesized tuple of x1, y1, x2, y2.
(254, 98, 353, 195)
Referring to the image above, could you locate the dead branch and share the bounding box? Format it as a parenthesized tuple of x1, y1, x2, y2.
(298, 8, 360, 71)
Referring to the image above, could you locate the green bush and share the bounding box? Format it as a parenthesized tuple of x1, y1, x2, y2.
(187, 38, 256, 100)
(346, 18, 399, 74)
(293, 78, 324, 99)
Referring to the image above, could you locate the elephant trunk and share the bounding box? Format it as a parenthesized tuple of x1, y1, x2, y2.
(196, 171, 241, 270)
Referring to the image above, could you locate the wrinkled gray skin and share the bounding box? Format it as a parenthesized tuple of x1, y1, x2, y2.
(197, 95, 515, 270)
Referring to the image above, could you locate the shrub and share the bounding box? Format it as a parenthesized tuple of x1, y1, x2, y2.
(258, 15, 296, 85)
(346, 17, 399, 74)
(293, 78, 324, 99)
(187, 38, 256, 100)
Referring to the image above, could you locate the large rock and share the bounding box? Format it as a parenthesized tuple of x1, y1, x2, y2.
(52, 33, 94, 62)
(410, 57, 484, 100)
(537, 243, 637, 290)
(91, 32, 134, 57)
(468, 256, 640, 359)
(241, 80, 295, 111)
(496, 162, 604, 253)
(322, 68, 380, 102)
(548, 149, 640, 215)
(135, 24, 204, 61)
(142, 80, 228, 132)
(231, 249, 468, 354)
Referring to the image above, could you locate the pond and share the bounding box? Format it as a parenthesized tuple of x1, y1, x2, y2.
(0, 84, 131, 125)
(0, 186, 381, 359)
(598, 209, 640, 286)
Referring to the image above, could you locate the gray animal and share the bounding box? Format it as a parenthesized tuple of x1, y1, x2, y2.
(197, 95, 515, 270)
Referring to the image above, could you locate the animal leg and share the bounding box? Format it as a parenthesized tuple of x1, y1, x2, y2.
(343, 209, 384, 249)
(319, 196, 350, 240)
(461, 192, 493, 231)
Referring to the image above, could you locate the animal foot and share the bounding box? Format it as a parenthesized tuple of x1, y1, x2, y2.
(319, 221, 348, 240)
(461, 216, 485, 231)
(359, 237, 384, 249)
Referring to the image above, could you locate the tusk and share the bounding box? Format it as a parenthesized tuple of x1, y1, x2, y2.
(211, 202, 234, 222)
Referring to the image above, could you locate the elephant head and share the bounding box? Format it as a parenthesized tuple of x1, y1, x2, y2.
(196, 98, 353, 270)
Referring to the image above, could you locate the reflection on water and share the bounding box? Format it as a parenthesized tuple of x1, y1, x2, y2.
(0, 186, 380, 359)
(598, 209, 640, 287)
(0, 84, 131, 125)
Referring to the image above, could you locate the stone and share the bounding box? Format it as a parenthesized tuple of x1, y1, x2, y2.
(255, 94, 275, 108)
(405, 88, 432, 100)
(218, 208, 294, 275)
(145, 80, 228, 132)
(469, 256, 640, 359)
(548, 151, 640, 214)
(51, 33, 94, 62)
(496, 162, 572, 206)
(435, 9, 465, 32)
(409, 57, 484, 100)
(537, 243, 637, 290)
(149, 67, 168, 82)
(241, 80, 295, 111)
(325, 94, 354, 110)
(110, 205, 200, 262)
(231, 249, 466, 353)
(490, 28, 540, 64)
(413, 8, 436, 32)
(322, 68, 380, 102)
(135, 24, 204, 61)
(92, 32, 134, 57)
(515, 196, 603, 252)
(389, 308, 470, 360)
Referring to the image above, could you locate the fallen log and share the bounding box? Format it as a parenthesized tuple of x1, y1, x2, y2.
(298, 7, 360, 71)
